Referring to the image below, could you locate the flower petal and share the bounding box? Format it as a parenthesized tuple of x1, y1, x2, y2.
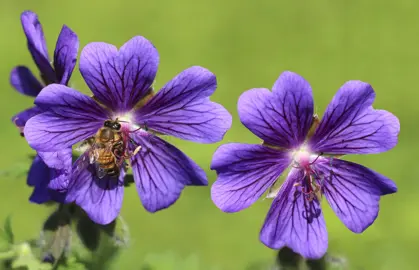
(24, 84, 109, 152)
(260, 169, 328, 259)
(38, 149, 73, 170)
(38, 149, 72, 191)
(27, 155, 49, 187)
(130, 132, 207, 213)
(20, 11, 55, 82)
(210, 143, 291, 212)
(65, 155, 125, 225)
(315, 158, 397, 233)
(135, 66, 232, 143)
(10, 66, 43, 97)
(12, 106, 43, 135)
(79, 36, 159, 112)
(238, 72, 314, 149)
(53, 25, 79, 85)
(309, 81, 400, 154)
(27, 155, 66, 204)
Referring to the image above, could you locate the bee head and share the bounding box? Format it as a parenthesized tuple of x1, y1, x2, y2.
(104, 120, 121, 130)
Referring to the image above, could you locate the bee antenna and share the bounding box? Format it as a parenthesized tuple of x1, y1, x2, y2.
(128, 127, 143, 133)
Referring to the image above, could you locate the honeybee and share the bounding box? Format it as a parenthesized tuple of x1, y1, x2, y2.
(78, 119, 141, 179)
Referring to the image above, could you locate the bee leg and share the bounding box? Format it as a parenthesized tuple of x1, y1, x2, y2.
(123, 146, 142, 160)
(133, 146, 142, 156)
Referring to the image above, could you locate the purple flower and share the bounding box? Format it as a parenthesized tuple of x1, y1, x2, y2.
(24, 36, 232, 225)
(10, 11, 78, 203)
(211, 71, 399, 259)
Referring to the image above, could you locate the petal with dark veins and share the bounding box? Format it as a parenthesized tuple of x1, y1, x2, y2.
(134, 66, 232, 143)
(315, 157, 397, 233)
(53, 25, 79, 85)
(24, 84, 109, 152)
(238, 71, 313, 149)
(211, 143, 291, 212)
(260, 169, 328, 259)
(79, 36, 158, 112)
(309, 81, 400, 154)
(130, 132, 207, 212)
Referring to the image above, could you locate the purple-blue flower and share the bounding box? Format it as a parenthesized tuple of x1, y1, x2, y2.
(210, 71, 399, 259)
(10, 11, 78, 203)
(24, 36, 232, 225)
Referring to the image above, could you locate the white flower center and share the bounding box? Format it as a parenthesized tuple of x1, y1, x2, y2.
(116, 113, 134, 124)
(290, 146, 316, 168)
(114, 112, 142, 131)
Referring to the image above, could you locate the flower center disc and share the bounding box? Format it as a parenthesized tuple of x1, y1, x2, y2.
(292, 147, 313, 169)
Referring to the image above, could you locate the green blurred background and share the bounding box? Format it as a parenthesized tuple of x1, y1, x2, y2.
(0, 0, 417, 269)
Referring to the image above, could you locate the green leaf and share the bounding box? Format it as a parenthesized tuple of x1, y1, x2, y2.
(3, 216, 14, 244)
(75, 211, 101, 251)
(0, 215, 14, 252)
(74, 231, 121, 270)
(39, 205, 72, 266)
(103, 216, 130, 247)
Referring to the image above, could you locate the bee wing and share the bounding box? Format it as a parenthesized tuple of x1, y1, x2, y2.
(76, 138, 94, 153)
(75, 152, 91, 175)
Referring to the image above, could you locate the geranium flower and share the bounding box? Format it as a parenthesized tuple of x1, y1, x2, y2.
(211, 71, 399, 258)
(24, 36, 232, 224)
(10, 11, 78, 203)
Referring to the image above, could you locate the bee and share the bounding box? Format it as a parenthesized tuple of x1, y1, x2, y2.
(92, 119, 126, 178)
(78, 119, 140, 179)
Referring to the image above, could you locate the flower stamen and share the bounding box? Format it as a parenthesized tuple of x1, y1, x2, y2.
(291, 147, 324, 202)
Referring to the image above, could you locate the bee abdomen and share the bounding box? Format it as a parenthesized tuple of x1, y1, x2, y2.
(106, 167, 120, 177)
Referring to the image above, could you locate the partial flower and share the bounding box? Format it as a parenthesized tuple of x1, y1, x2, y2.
(27, 151, 72, 203)
(24, 36, 232, 225)
(10, 10, 78, 203)
(211, 71, 399, 259)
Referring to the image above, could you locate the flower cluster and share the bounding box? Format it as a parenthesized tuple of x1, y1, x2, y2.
(10, 10, 400, 260)
(12, 10, 232, 225)
(11, 11, 78, 203)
